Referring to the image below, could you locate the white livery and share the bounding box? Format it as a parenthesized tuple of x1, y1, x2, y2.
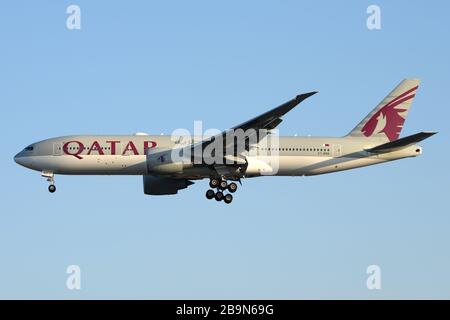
(15, 79, 436, 204)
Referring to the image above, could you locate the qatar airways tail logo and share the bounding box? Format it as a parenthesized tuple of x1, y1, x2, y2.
(361, 85, 418, 141)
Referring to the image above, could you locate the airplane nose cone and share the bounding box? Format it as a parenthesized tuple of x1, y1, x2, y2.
(14, 152, 26, 166)
(14, 153, 21, 165)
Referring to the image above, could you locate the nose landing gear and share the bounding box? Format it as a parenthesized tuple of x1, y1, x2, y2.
(42, 171, 56, 193)
(205, 178, 238, 204)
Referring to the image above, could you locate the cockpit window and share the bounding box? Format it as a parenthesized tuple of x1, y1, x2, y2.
(24, 146, 34, 151)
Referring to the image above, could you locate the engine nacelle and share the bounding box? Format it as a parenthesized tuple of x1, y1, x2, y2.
(244, 156, 274, 176)
(143, 175, 193, 195)
(146, 149, 191, 175)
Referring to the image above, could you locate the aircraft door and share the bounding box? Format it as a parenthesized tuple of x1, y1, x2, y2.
(53, 143, 62, 156)
(332, 144, 342, 157)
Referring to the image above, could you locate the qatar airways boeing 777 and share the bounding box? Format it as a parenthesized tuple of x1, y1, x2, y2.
(14, 79, 435, 204)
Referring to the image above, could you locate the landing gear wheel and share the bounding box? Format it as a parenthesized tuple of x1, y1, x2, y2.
(228, 182, 237, 193)
(219, 180, 228, 190)
(224, 193, 233, 204)
(48, 184, 56, 193)
(209, 178, 220, 189)
(205, 189, 215, 200)
(215, 191, 224, 201)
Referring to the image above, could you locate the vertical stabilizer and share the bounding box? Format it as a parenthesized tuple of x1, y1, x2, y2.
(347, 79, 420, 141)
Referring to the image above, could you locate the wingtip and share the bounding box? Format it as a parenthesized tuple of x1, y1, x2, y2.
(295, 91, 318, 101)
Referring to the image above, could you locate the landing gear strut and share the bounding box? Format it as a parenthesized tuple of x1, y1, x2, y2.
(205, 178, 238, 204)
(42, 171, 56, 193)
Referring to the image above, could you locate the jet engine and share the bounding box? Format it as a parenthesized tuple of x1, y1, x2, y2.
(143, 175, 193, 195)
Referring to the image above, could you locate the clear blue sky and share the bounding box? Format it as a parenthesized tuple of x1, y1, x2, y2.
(0, 0, 449, 299)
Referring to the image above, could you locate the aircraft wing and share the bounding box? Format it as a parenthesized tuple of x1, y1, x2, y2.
(230, 91, 318, 132)
(185, 91, 317, 163)
(366, 131, 437, 153)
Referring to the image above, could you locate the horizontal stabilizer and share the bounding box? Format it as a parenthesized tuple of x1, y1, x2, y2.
(366, 131, 437, 153)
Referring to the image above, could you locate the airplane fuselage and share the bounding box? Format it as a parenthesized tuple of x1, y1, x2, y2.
(13, 79, 434, 202)
(14, 134, 422, 178)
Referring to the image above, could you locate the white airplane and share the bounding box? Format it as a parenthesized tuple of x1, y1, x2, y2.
(15, 79, 435, 204)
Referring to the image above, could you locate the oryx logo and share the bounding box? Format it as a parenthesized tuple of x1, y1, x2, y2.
(361, 85, 418, 141)
(158, 154, 166, 163)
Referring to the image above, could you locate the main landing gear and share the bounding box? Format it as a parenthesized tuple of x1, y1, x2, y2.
(205, 178, 238, 204)
(42, 171, 56, 193)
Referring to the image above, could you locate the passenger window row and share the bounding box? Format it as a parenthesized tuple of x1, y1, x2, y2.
(260, 147, 330, 152)
(65, 146, 113, 150)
